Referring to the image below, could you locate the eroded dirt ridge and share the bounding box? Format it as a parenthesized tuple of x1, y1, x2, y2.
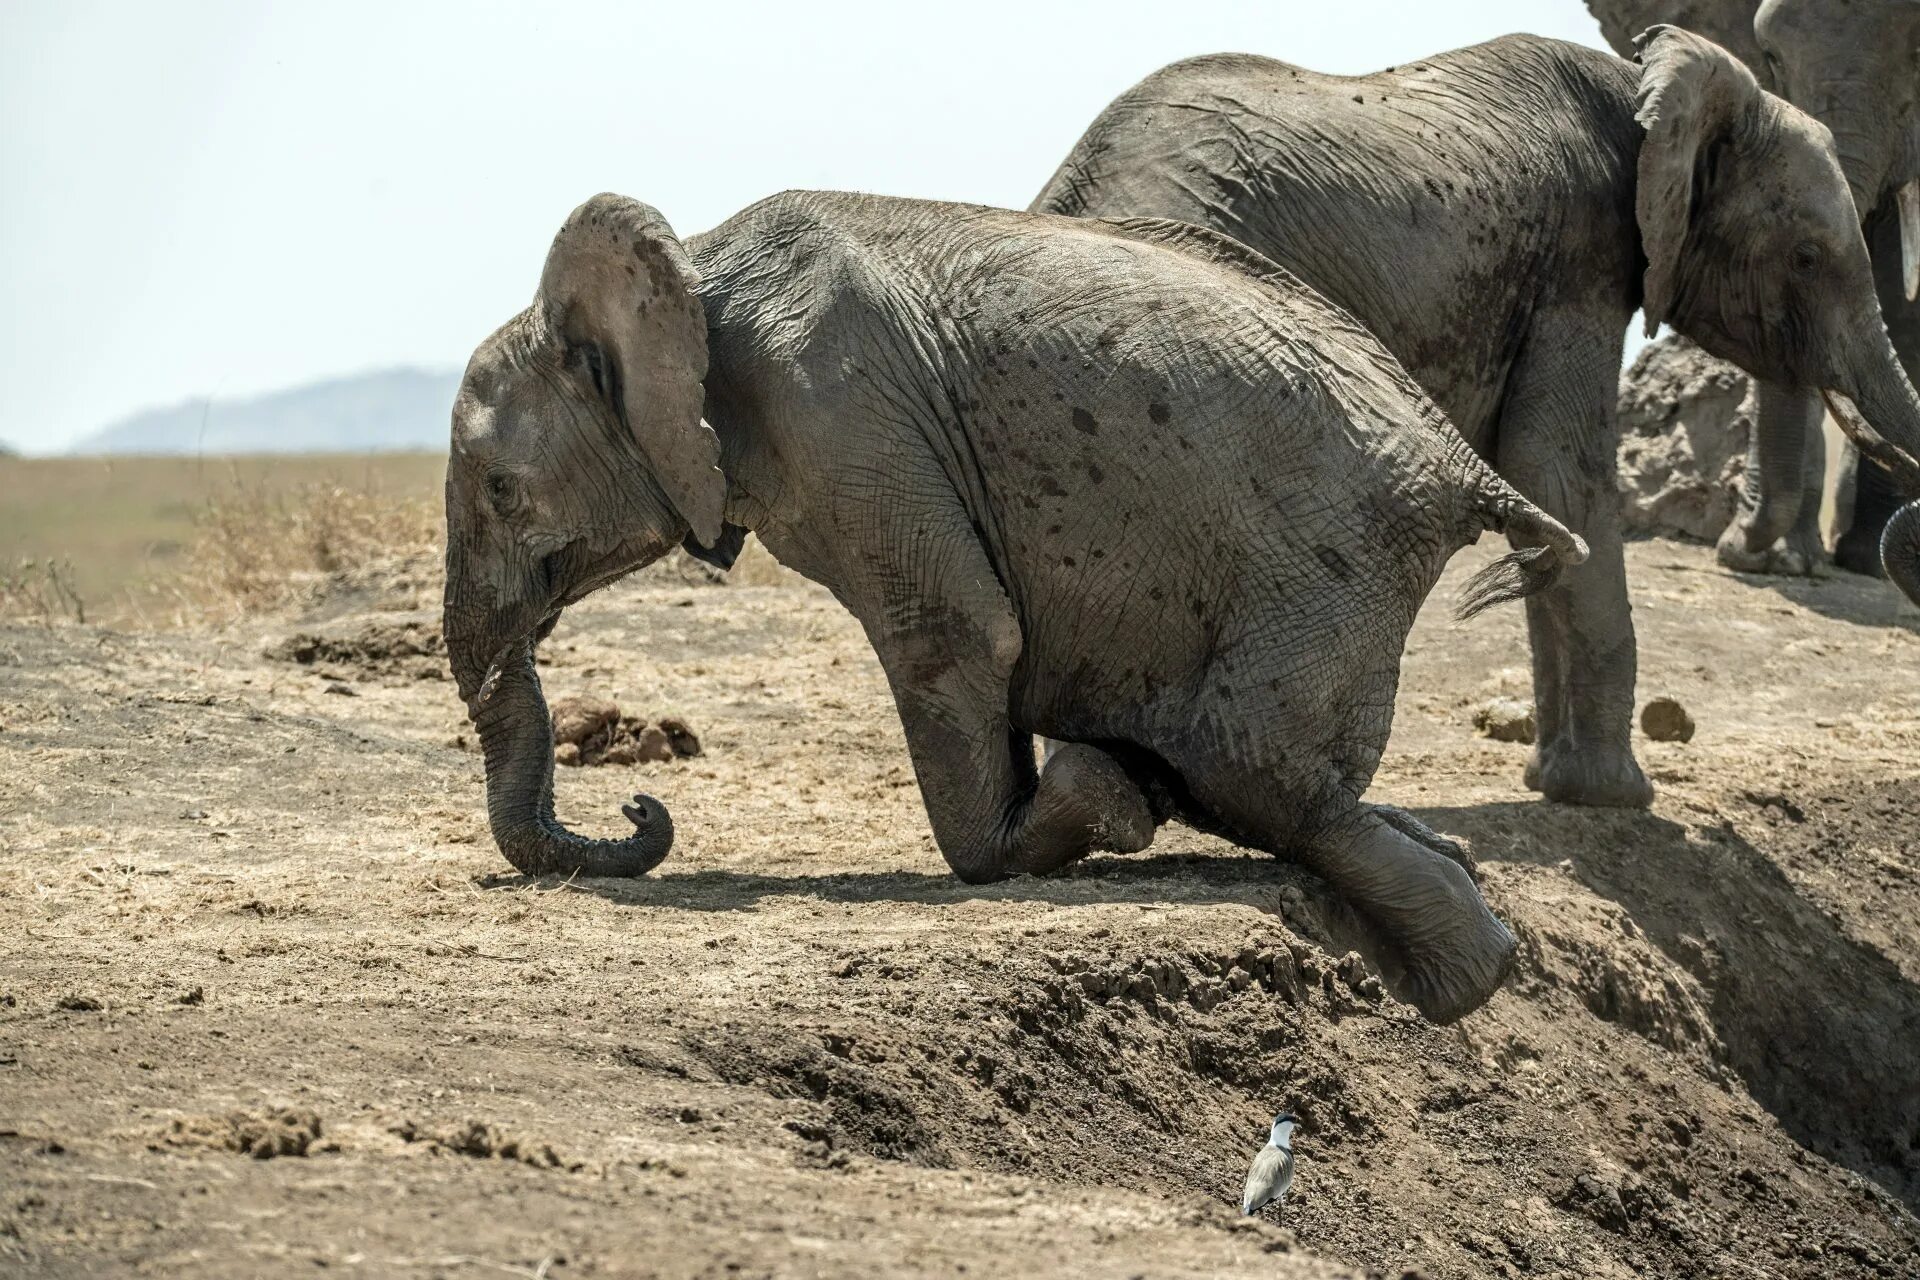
(1, 541, 1917, 1277)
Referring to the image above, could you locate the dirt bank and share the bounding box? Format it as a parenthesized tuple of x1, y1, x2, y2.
(1, 539, 1916, 1278)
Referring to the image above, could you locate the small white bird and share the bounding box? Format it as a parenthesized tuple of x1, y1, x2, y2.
(1241, 1112, 1300, 1216)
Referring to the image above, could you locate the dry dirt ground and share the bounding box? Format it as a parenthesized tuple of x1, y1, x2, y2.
(3, 538, 1918, 1279)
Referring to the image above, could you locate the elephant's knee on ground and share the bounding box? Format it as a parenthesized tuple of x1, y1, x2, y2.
(1032, 743, 1155, 856)
(947, 856, 1008, 887)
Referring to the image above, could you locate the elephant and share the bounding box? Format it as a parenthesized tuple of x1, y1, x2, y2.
(1586, 0, 1920, 580)
(1032, 27, 1920, 813)
(442, 190, 1593, 1023)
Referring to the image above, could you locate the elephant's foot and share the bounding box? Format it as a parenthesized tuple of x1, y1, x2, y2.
(1524, 742, 1653, 809)
(1715, 518, 1819, 577)
(1375, 804, 1477, 876)
(1029, 742, 1154, 857)
(1310, 809, 1516, 1024)
(1834, 524, 1888, 578)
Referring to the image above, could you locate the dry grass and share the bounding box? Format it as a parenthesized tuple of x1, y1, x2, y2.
(0, 453, 448, 624)
(0, 451, 792, 628)
(0, 557, 89, 624)
(184, 479, 443, 619)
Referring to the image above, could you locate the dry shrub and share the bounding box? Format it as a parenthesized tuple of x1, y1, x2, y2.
(0, 558, 87, 624)
(183, 480, 443, 620)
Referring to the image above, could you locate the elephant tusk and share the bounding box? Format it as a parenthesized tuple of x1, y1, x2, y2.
(1901, 179, 1920, 303)
(1822, 390, 1920, 493)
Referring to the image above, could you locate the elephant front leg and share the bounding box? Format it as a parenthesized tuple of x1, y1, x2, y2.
(859, 515, 1154, 884)
(897, 705, 1156, 883)
(1716, 382, 1825, 576)
(1304, 804, 1516, 1024)
(1497, 313, 1652, 808)
(1514, 527, 1651, 808)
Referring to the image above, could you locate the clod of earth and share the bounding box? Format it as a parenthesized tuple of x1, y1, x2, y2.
(1472, 696, 1536, 744)
(1641, 697, 1696, 743)
(165, 1108, 324, 1160)
(549, 694, 702, 767)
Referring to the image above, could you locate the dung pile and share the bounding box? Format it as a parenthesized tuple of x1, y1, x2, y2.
(550, 694, 701, 767)
(267, 613, 446, 683)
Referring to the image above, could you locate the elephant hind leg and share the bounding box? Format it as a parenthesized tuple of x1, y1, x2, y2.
(1302, 804, 1516, 1024)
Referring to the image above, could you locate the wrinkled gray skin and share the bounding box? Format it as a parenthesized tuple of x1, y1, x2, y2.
(1588, 0, 1920, 582)
(443, 190, 1594, 1023)
(1034, 29, 1920, 811)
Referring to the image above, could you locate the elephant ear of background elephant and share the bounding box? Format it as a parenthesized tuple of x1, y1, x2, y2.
(538, 193, 727, 548)
(1634, 25, 1760, 336)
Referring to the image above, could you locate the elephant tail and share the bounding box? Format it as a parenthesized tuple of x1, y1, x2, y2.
(1456, 497, 1590, 621)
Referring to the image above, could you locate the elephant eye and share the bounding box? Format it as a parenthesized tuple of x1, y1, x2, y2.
(1790, 240, 1825, 275)
(485, 470, 520, 515)
(572, 342, 613, 401)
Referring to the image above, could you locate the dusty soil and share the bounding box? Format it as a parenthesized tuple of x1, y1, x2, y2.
(2, 537, 1918, 1279)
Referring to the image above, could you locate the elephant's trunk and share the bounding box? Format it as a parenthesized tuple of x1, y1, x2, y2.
(1824, 323, 1920, 606)
(465, 640, 674, 878)
(1882, 501, 1920, 608)
(1738, 382, 1823, 548)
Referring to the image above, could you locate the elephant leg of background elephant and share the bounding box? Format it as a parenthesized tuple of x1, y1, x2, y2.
(861, 512, 1155, 885)
(1718, 383, 1825, 575)
(1783, 419, 1830, 571)
(1302, 804, 1516, 1024)
(1838, 204, 1920, 576)
(1497, 316, 1652, 808)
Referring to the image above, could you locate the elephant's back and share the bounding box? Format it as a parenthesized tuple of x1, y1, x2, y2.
(950, 214, 1474, 671)
(1030, 37, 1641, 437)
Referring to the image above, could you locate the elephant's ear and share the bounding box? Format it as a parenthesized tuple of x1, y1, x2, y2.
(1634, 25, 1763, 336)
(537, 193, 727, 547)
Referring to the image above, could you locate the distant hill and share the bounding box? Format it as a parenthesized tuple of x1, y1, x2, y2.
(69, 367, 460, 455)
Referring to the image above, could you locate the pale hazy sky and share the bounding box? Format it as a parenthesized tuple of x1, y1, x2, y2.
(0, 1, 1609, 454)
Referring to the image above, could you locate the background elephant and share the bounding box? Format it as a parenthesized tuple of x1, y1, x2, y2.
(1033, 27, 1920, 813)
(443, 190, 1592, 1022)
(1587, 0, 1920, 578)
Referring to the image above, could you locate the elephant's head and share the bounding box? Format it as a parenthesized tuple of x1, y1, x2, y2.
(442, 193, 727, 877)
(1635, 25, 1920, 602)
(1754, 0, 1920, 275)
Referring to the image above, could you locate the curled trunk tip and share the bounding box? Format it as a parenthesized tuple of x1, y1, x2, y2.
(1882, 501, 1920, 609)
(470, 641, 677, 878)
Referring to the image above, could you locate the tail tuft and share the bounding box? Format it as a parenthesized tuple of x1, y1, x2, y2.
(1455, 546, 1565, 621)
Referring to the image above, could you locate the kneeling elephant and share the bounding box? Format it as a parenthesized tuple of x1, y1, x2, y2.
(441, 191, 1589, 1023)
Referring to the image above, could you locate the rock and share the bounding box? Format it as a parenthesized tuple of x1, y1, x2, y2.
(322, 681, 357, 697)
(1616, 334, 1752, 542)
(1472, 697, 1536, 744)
(1560, 1169, 1632, 1233)
(1641, 696, 1696, 743)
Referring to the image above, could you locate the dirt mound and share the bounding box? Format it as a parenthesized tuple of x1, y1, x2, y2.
(387, 1118, 581, 1170)
(266, 612, 446, 683)
(550, 693, 701, 766)
(1616, 335, 1753, 542)
(163, 1108, 324, 1160)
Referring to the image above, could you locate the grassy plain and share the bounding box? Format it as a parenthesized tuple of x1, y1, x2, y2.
(0, 453, 445, 623)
